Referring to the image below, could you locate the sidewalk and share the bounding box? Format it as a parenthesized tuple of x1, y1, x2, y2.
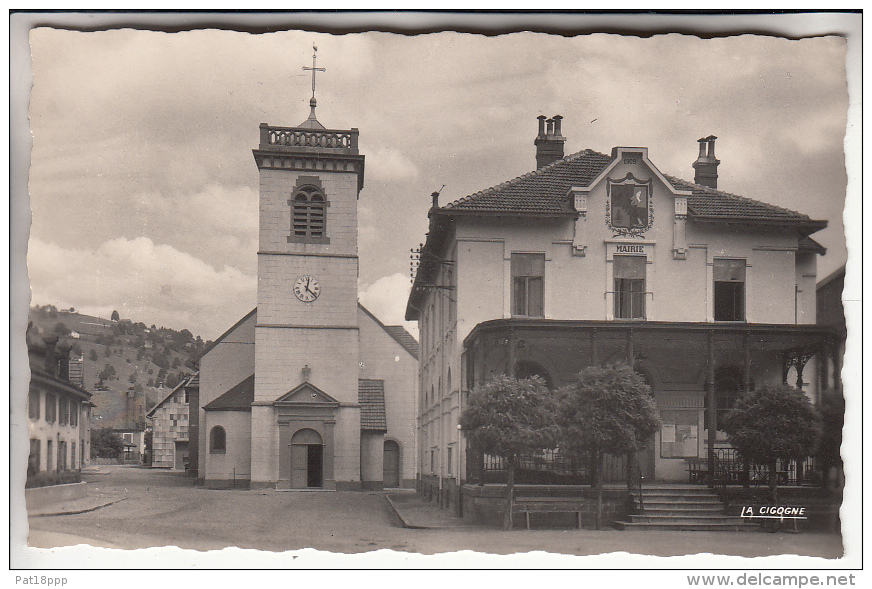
(385, 493, 481, 529)
(28, 482, 127, 518)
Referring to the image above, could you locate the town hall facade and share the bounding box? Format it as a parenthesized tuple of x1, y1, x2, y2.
(407, 115, 839, 511)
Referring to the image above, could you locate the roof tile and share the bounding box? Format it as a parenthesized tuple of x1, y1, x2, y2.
(442, 150, 820, 225)
(359, 379, 387, 431)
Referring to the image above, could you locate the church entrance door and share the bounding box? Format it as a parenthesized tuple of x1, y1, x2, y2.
(383, 440, 400, 487)
(290, 428, 323, 488)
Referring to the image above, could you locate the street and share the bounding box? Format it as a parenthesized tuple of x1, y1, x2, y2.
(23, 466, 844, 562)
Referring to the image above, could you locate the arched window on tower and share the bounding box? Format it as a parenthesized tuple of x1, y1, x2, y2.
(289, 180, 329, 243)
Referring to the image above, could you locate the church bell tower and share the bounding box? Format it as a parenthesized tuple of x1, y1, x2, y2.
(250, 47, 365, 489)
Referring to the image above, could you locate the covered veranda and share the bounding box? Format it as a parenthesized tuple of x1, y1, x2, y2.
(461, 319, 839, 486)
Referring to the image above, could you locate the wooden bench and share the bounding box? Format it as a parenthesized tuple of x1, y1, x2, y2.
(685, 458, 708, 484)
(514, 497, 584, 530)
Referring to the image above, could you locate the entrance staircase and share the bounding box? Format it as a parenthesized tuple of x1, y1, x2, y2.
(615, 484, 757, 531)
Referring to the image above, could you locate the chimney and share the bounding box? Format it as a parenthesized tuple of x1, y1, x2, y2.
(534, 114, 566, 169)
(43, 334, 58, 376)
(692, 135, 720, 189)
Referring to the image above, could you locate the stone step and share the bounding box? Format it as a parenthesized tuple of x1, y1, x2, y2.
(627, 514, 746, 525)
(614, 520, 759, 532)
(640, 488, 718, 496)
(642, 497, 722, 506)
(640, 507, 725, 516)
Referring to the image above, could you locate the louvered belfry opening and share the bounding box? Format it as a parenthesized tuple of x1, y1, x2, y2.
(293, 184, 326, 239)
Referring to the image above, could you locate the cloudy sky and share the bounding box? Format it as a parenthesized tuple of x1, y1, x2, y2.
(19, 14, 855, 342)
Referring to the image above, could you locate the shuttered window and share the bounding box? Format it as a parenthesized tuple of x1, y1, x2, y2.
(290, 185, 328, 242)
(511, 253, 545, 317)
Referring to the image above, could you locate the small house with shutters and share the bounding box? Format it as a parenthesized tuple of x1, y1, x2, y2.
(146, 373, 199, 470)
(26, 330, 93, 475)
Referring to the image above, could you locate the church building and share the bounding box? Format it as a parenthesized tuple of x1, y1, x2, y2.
(407, 115, 840, 511)
(197, 63, 418, 490)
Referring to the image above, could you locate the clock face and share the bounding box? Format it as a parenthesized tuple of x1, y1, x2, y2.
(293, 275, 321, 302)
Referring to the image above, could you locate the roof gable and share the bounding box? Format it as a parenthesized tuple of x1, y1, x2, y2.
(274, 381, 340, 406)
(440, 148, 823, 228)
(203, 374, 254, 411)
(146, 372, 198, 418)
(358, 303, 419, 359)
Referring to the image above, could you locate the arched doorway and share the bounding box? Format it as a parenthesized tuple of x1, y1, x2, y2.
(383, 440, 400, 488)
(291, 428, 323, 488)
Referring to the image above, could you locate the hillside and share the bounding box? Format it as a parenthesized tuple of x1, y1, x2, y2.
(28, 305, 210, 428)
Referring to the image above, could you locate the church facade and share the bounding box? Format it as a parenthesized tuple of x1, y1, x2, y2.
(407, 116, 839, 510)
(197, 94, 418, 490)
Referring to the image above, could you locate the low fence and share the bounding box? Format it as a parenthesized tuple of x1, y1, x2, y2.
(712, 448, 819, 487)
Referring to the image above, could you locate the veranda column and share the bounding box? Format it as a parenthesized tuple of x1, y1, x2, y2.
(742, 330, 751, 486)
(706, 330, 716, 486)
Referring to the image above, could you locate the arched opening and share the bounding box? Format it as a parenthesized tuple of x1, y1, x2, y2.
(292, 185, 327, 239)
(209, 426, 226, 453)
(291, 428, 323, 488)
(514, 360, 554, 389)
(383, 440, 401, 488)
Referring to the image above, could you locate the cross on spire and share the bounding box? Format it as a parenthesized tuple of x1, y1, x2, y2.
(303, 44, 325, 101)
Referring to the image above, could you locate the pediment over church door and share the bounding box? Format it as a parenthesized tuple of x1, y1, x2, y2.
(274, 382, 340, 406)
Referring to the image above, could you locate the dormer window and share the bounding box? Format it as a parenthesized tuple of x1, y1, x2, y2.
(288, 177, 329, 244)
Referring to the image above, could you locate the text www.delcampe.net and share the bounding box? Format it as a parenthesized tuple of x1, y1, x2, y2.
(687, 574, 857, 587)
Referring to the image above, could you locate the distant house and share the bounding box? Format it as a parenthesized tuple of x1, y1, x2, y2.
(147, 373, 199, 470)
(90, 385, 149, 463)
(27, 329, 93, 474)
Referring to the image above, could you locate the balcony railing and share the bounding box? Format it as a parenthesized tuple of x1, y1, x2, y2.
(259, 124, 359, 151)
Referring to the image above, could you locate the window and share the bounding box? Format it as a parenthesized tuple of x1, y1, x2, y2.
(210, 426, 226, 453)
(447, 446, 454, 476)
(71, 442, 77, 470)
(28, 439, 40, 474)
(46, 440, 53, 472)
(511, 253, 545, 317)
(45, 394, 57, 423)
(123, 433, 133, 442)
(28, 389, 40, 420)
(614, 255, 646, 319)
(70, 401, 78, 427)
(59, 396, 68, 426)
(289, 181, 328, 243)
(59, 441, 67, 471)
(714, 259, 746, 321)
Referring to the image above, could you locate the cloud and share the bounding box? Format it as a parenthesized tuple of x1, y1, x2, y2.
(367, 147, 420, 182)
(358, 272, 418, 339)
(27, 236, 256, 340)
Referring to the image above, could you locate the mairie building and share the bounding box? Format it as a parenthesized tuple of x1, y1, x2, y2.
(406, 115, 841, 513)
(197, 93, 418, 490)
